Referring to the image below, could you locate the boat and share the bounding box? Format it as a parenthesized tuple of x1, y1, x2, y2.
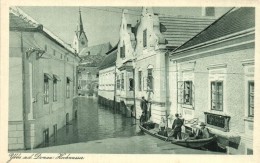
(139, 124, 173, 142)
(171, 136, 217, 149)
(139, 124, 217, 149)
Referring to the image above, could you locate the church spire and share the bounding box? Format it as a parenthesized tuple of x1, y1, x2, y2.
(79, 7, 84, 34)
(72, 7, 88, 54)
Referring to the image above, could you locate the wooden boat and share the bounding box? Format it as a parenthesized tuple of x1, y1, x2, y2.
(171, 136, 217, 149)
(139, 124, 173, 142)
(139, 124, 216, 149)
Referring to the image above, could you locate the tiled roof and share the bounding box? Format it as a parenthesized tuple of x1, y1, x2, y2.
(99, 47, 117, 70)
(9, 7, 77, 55)
(79, 42, 112, 57)
(159, 16, 216, 48)
(10, 12, 39, 30)
(175, 7, 255, 51)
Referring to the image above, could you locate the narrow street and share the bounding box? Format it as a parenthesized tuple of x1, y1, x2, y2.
(25, 98, 224, 154)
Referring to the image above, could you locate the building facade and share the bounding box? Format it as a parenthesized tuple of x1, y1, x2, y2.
(9, 7, 80, 150)
(134, 7, 216, 124)
(114, 10, 137, 117)
(168, 7, 255, 154)
(98, 45, 118, 109)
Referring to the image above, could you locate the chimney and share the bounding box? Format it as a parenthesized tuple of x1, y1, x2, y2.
(202, 7, 215, 17)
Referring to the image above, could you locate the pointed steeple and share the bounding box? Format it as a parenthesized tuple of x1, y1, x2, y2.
(72, 7, 88, 54)
(79, 8, 84, 34)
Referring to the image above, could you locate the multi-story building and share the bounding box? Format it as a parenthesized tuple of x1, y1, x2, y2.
(9, 7, 80, 150)
(98, 45, 118, 109)
(114, 10, 138, 117)
(134, 7, 216, 124)
(168, 7, 255, 154)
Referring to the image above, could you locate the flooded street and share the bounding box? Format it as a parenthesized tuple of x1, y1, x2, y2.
(33, 97, 224, 154)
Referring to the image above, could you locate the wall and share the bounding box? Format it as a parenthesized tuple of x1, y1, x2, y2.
(9, 30, 79, 150)
(168, 35, 254, 154)
(8, 32, 25, 150)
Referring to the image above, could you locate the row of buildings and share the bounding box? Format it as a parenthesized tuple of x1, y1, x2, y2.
(98, 7, 255, 154)
(9, 7, 80, 150)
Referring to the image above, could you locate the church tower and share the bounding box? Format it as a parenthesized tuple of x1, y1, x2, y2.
(72, 8, 88, 54)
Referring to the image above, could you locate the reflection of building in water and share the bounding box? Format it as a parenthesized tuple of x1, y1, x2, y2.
(168, 7, 255, 154)
(9, 7, 80, 150)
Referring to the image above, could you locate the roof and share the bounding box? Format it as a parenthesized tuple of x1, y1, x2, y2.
(79, 55, 105, 67)
(159, 15, 216, 48)
(99, 46, 118, 70)
(175, 7, 255, 52)
(10, 12, 39, 30)
(79, 42, 112, 57)
(9, 7, 77, 55)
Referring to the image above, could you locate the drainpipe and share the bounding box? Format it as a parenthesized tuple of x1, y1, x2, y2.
(113, 65, 117, 110)
(133, 62, 136, 124)
(165, 52, 169, 128)
(175, 60, 178, 114)
(21, 32, 27, 149)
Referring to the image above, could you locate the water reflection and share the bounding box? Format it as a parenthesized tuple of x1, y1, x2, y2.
(45, 98, 139, 148)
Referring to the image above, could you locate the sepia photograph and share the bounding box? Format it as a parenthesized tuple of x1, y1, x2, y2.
(1, 1, 259, 162)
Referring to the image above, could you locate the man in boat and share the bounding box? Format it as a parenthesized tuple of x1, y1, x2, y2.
(171, 113, 184, 139)
(140, 96, 148, 121)
(194, 122, 210, 139)
(140, 111, 146, 126)
(158, 117, 167, 136)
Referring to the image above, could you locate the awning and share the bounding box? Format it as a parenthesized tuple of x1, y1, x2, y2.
(44, 73, 53, 80)
(53, 74, 61, 81)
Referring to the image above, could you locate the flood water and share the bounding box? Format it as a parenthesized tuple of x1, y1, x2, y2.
(38, 97, 225, 154)
(48, 97, 139, 146)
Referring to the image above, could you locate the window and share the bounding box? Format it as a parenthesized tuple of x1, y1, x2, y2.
(116, 75, 120, 90)
(120, 43, 125, 58)
(129, 78, 134, 91)
(121, 73, 124, 90)
(138, 71, 142, 91)
(211, 81, 223, 111)
(44, 77, 49, 104)
(143, 29, 147, 47)
(147, 69, 153, 91)
(44, 73, 52, 104)
(53, 124, 57, 143)
(66, 77, 71, 98)
(248, 82, 254, 117)
(184, 81, 192, 105)
(53, 79, 57, 102)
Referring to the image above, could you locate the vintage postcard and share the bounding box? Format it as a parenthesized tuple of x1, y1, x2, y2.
(1, 0, 260, 163)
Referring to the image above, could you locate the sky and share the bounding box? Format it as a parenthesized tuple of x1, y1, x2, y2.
(19, 7, 231, 47)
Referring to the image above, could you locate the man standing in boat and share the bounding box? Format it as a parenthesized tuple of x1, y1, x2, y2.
(172, 113, 184, 140)
(140, 96, 148, 121)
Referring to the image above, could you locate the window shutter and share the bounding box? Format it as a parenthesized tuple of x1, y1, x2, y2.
(192, 83, 195, 108)
(177, 81, 184, 104)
